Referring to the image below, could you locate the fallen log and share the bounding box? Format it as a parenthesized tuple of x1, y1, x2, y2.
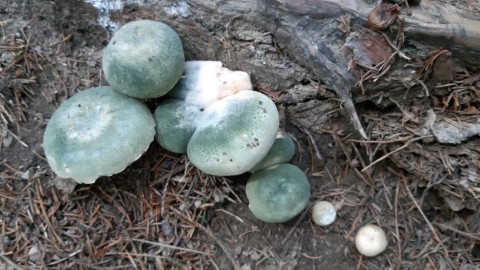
(97, 0, 480, 138)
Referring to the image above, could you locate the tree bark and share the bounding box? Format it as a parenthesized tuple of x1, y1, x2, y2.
(111, 0, 480, 138)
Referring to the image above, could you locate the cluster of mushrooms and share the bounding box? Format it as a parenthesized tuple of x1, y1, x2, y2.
(43, 20, 387, 257)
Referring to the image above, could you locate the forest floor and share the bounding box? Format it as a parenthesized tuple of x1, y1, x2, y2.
(0, 0, 479, 269)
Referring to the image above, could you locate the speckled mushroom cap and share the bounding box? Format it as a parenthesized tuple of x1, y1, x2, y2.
(43, 86, 156, 184)
(249, 129, 296, 172)
(153, 61, 253, 153)
(102, 20, 185, 98)
(187, 90, 279, 176)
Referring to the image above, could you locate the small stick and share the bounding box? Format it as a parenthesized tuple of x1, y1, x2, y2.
(361, 136, 432, 172)
(303, 128, 323, 161)
(401, 175, 449, 257)
(281, 209, 309, 245)
(6, 128, 28, 147)
(0, 254, 23, 270)
(35, 180, 64, 247)
(380, 32, 411, 61)
(415, 78, 430, 97)
(171, 207, 240, 270)
(433, 222, 480, 241)
(47, 247, 83, 266)
(129, 238, 213, 255)
(215, 209, 244, 223)
(394, 179, 402, 269)
(195, 222, 240, 270)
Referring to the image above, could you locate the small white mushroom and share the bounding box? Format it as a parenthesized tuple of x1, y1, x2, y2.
(311, 201, 336, 226)
(354, 224, 388, 257)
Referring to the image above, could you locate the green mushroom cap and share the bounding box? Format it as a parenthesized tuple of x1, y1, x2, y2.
(43, 86, 155, 184)
(246, 163, 311, 223)
(249, 129, 296, 172)
(187, 91, 279, 176)
(154, 61, 253, 154)
(153, 98, 200, 153)
(102, 20, 185, 98)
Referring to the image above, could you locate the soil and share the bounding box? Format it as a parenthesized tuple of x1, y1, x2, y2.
(1, 0, 479, 269)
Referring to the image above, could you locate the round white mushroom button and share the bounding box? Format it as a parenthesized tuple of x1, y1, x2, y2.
(354, 224, 388, 257)
(311, 201, 337, 226)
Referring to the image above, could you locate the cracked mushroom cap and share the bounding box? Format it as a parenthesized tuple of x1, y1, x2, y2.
(187, 90, 279, 176)
(102, 20, 185, 98)
(43, 86, 156, 184)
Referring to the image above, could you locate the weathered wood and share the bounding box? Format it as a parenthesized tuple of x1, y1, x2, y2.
(107, 0, 480, 138)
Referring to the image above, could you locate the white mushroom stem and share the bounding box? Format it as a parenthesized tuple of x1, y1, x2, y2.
(169, 61, 252, 109)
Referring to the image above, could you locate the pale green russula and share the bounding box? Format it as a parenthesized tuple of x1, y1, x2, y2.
(154, 60, 253, 153)
(249, 129, 296, 173)
(43, 86, 155, 184)
(246, 163, 311, 223)
(102, 20, 185, 98)
(187, 90, 279, 176)
(153, 98, 200, 154)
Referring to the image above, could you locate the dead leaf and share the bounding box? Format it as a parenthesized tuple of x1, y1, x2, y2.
(431, 51, 454, 83)
(462, 106, 480, 115)
(345, 28, 393, 68)
(418, 49, 453, 82)
(368, 3, 401, 31)
(337, 15, 351, 34)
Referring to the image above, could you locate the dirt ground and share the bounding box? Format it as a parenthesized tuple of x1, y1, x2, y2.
(1, 0, 480, 269)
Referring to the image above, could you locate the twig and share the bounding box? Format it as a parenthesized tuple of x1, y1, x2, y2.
(6, 128, 28, 147)
(0, 254, 23, 270)
(433, 222, 480, 241)
(388, 97, 419, 123)
(303, 128, 323, 161)
(171, 207, 240, 270)
(281, 209, 309, 245)
(35, 180, 64, 247)
(401, 175, 449, 257)
(361, 136, 432, 172)
(348, 136, 414, 144)
(215, 209, 244, 223)
(394, 179, 402, 270)
(47, 247, 83, 266)
(415, 78, 430, 96)
(129, 238, 213, 255)
(195, 222, 240, 270)
(380, 32, 411, 61)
